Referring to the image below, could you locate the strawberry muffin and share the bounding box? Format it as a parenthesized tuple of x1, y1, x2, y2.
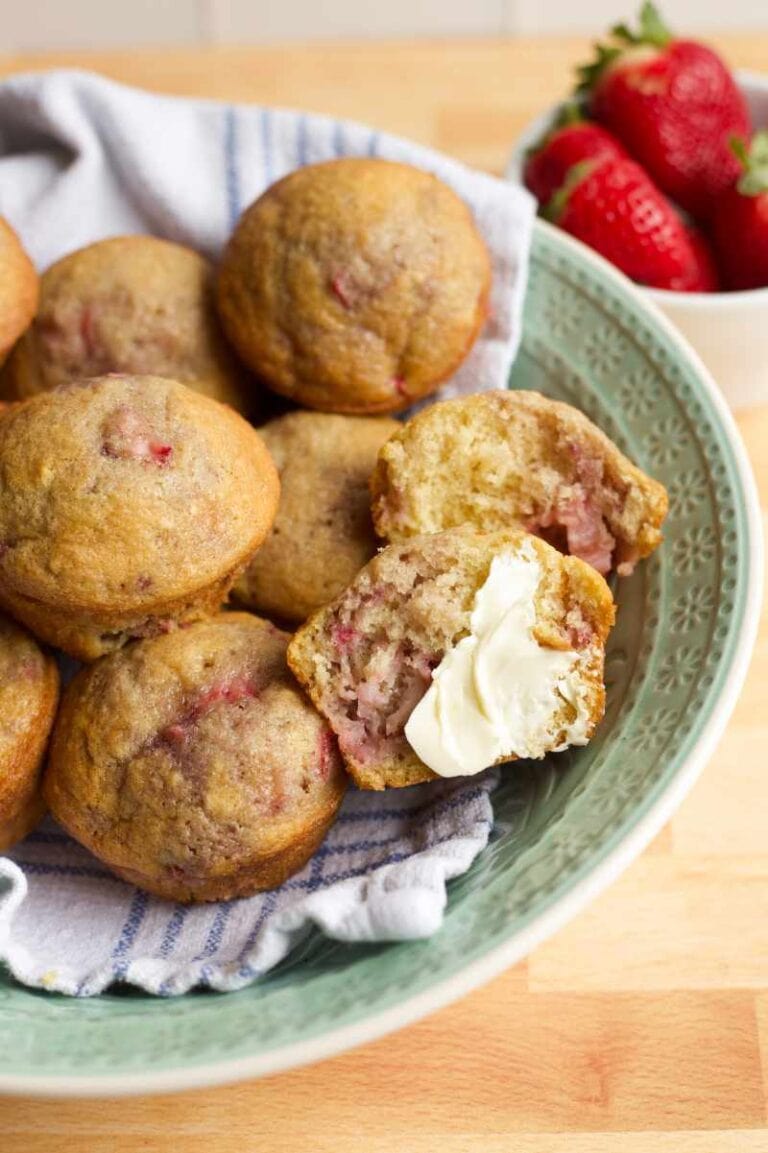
(0, 217, 38, 366)
(217, 158, 491, 414)
(289, 527, 615, 790)
(0, 375, 279, 660)
(371, 390, 668, 576)
(3, 236, 254, 413)
(234, 411, 399, 623)
(0, 613, 60, 851)
(45, 613, 347, 902)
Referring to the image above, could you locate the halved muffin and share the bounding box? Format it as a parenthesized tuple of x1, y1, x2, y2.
(371, 390, 668, 575)
(288, 527, 615, 790)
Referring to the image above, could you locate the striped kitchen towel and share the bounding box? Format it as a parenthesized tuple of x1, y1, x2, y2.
(0, 70, 534, 406)
(0, 69, 532, 995)
(0, 774, 498, 996)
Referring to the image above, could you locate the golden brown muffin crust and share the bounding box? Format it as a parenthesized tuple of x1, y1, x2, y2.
(3, 235, 255, 413)
(45, 613, 347, 902)
(234, 411, 399, 623)
(0, 375, 280, 659)
(217, 158, 491, 414)
(0, 613, 60, 850)
(0, 217, 38, 367)
(288, 527, 615, 790)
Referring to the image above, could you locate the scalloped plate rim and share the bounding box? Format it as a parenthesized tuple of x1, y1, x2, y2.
(0, 220, 762, 1098)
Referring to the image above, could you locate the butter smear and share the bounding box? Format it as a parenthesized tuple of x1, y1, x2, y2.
(404, 544, 593, 777)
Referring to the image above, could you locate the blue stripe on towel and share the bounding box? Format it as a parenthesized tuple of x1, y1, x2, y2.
(306, 847, 325, 894)
(332, 119, 345, 157)
(194, 902, 234, 961)
(158, 904, 189, 959)
(277, 829, 486, 895)
(112, 889, 149, 959)
(223, 106, 240, 228)
(314, 833, 403, 858)
(24, 830, 74, 847)
(157, 902, 235, 995)
(297, 113, 310, 167)
(109, 889, 150, 983)
(368, 130, 380, 157)
(261, 107, 274, 186)
(235, 890, 279, 980)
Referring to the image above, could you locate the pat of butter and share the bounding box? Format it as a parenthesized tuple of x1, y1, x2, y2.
(404, 544, 592, 777)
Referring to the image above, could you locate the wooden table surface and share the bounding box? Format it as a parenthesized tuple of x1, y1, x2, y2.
(1, 33, 766, 1152)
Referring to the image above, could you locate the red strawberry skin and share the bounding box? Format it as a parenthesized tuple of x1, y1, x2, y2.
(710, 186, 768, 291)
(524, 121, 627, 206)
(684, 225, 719, 293)
(552, 157, 718, 292)
(579, 1, 751, 222)
(591, 40, 749, 219)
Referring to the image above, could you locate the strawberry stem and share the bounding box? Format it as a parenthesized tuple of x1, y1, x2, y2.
(542, 160, 595, 222)
(732, 132, 768, 197)
(639, 2, 672, 45)
(612, 3, 671, 48)
(554, 102, 585, 128)
(575, 45, 622, 97)
(575, 3, 671, 95)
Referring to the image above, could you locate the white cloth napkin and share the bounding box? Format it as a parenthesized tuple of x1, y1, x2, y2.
(0, 776, 497, 996)
(0, 70, 533, 996)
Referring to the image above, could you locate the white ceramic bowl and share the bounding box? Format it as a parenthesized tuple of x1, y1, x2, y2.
(506, 71, 768, 410)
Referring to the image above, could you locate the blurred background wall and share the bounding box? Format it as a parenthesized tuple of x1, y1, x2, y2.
(3, 0, 766, 52)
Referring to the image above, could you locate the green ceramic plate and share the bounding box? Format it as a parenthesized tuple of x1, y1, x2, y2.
(0, 221, 761, 1097)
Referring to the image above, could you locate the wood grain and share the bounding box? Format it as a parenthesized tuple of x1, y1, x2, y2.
(0, 33, 766, 1151)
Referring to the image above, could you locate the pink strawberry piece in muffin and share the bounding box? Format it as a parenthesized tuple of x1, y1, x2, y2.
(159, 673, 259, 748)
(101, 406, 173, 465)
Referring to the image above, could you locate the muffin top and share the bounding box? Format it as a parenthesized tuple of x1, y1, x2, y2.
(0, 217, 38, 364)
(0, 612, 59, 816)
(46, 613, 346, 880)
(4, 235, 252, 412)
(234, 411, 398, 622)
(217, 158, 491, 414)
(0, 375, 279, 611)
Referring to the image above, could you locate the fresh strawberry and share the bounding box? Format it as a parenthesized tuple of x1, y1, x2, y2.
(545, 155, 718, 292)
(523, 105, 628, 205)
(710, 134, 768, 291)
(685, 226, 720, 293)
(577, 3, 751, 220)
